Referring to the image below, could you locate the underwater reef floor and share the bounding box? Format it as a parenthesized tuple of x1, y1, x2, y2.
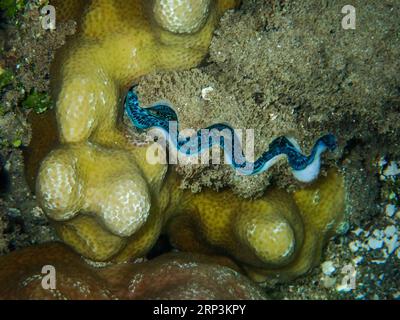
(0, 0, 399, 299)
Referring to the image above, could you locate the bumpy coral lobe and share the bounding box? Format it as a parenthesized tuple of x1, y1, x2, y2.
(168, 169, 345, 282)
(38, 0, 241, 262)
(34, 0, 347, 284)
(0, 243, 266, 300)
(49, 0, 239, 146)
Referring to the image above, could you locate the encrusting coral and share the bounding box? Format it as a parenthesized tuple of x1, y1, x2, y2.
(31, 0, 347, 284)
(0, 243, 267, 299)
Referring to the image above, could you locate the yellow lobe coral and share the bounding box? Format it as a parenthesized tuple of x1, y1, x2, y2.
(167, 187, 303, 268)
(37, 0, 240, 261)
(153, 0, 212, 34)
(34, 0, 347, 283)
(38, 143, 152, 237)
(167, 169, 346, 282)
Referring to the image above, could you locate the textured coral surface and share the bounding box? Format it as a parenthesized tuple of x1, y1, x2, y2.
(0, 243, 267, 300)
(168, 169, 346, 282)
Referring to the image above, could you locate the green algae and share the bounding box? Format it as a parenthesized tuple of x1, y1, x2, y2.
(22, 89, 52, 114)
(0, 0, 26, 19)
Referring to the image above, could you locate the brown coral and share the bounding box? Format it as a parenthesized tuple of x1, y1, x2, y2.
(0, 243, 267, 300)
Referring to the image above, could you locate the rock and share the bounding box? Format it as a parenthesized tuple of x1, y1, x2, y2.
(0, 243, 267, 300)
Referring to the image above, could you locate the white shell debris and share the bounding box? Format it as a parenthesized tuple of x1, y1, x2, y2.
(201, 86, 214, 101)
(371, 259, 386, 264)
(382, 226, 400, 254)
(367, 229, 385, 250)
(341, 155, 400, 297)
(352, 256, 364, 265)
(321, 261, 336, 276)
(352, 228, 364, 236)
(384, 225, 397, 237)
(336, 282, 353, 293)
(368, 238, 384, 250)
(385, 235, 399, 255)
(385, 204, 397, 217)
(383, 161, 400, 176)
(362, 224, 400, 256)
(349, 240, 361, 252)
(373, 229, 384, 239)
(378, 157, 387, 168)
(322, 276, 336, 288)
